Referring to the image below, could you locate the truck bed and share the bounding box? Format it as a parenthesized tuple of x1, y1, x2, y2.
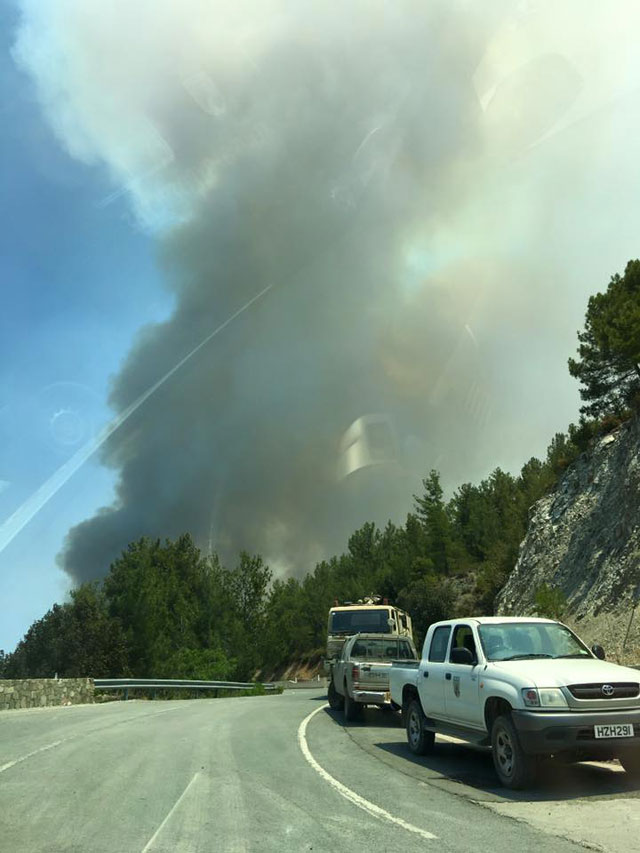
(389, 660, 419, 706)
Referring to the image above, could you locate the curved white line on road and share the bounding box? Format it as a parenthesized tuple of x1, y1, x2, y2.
(298, 703, 437, 841)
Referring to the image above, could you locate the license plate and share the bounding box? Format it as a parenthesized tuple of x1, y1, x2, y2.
(594, 724, 633, 739)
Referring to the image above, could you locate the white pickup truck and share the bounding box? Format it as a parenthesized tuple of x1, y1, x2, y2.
(328, 632, 418, 721)
(389, 616, 640, 789)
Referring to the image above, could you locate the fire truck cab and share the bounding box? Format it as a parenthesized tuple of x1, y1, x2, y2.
(324, 595, 414, 672)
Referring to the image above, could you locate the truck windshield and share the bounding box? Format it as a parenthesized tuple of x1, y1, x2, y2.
(350, 639, 415, 660)
(330, 609, 391, 634)
(478, 622, 591, 661)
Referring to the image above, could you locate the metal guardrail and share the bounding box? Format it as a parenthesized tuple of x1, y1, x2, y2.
(272, 677, 327, 690)
(93, 678, 278, 700)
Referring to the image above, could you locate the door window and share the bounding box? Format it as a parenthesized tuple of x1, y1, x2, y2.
(450, 625, 477, 660)
(428, 625, 451, 662)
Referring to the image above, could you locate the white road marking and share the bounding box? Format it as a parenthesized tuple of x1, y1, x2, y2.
(141, 772, 201, 853)
(298, 703, 437, 841)
(0, 739, 66, 774)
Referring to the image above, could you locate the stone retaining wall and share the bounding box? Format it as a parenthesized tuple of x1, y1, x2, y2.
(0, 678, 94, 711)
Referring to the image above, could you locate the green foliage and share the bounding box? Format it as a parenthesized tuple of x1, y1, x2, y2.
(4, 437, 589, 680)
(545, 432, 579, 476)
(2, 449, 576, 679)
(3, 535, 273, 683)
(260, 578, 312, 671)
(4, 583, 129, 679)
(414, 471, 454, 574)
(534, 583, 567, 620)
(569, 260, 640, 418)
(103, 534, 215, 676)
(158, 647, 235, 680)
(396, 574, 454, 651)
(221, 551, 273, 677)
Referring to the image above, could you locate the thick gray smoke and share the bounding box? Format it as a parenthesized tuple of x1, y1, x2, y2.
(13, 1, 640, 580)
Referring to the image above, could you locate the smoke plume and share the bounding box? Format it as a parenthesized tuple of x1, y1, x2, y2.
(13, 1, 640, 580)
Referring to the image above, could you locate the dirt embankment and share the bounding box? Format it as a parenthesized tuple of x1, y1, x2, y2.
(256, 650, 325, 683)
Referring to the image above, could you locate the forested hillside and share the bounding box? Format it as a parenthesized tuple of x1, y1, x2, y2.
(2, 261, 639, 681)
(0, 439, 595, 681)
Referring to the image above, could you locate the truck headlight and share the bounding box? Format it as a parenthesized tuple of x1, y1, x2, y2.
(521, 687, 568, 708)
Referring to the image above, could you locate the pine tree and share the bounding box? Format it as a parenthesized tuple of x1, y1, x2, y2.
(568, 259, 640, 417)
(414, 470, 452, 574)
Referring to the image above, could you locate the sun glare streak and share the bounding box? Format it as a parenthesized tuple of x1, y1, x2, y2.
(0, 284, 273, 556)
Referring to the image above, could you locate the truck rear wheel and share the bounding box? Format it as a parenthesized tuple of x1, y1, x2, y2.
(491, 714, 537, 789)
(327, 679, 341, 711)
(344, 688, 362, 722)
(406, 699, 435, 755)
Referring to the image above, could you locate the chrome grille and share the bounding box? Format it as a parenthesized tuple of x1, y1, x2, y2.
(568, 682, 639, 700)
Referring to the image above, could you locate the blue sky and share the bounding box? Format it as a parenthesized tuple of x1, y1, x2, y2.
(0, 4, 171, 652)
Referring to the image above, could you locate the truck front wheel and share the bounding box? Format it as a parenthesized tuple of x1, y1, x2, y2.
(491, 714, 537, 789)
(406, 700, 435, 755)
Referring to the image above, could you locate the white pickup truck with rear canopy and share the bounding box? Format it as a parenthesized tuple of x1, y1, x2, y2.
(389, 616, 640, 789)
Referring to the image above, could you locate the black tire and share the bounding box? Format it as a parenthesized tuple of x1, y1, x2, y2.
(327, 678, 341, 711)
(619, 751, 640, 779)
(344, 687, 362, 721)
(491, 714, 538, 789)
(405, 699, 435, 755)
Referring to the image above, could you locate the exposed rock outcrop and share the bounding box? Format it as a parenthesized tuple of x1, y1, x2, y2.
(497, 416, 640, 662)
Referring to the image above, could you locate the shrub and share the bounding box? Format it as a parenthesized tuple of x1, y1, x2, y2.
(534, 583, 567, 620)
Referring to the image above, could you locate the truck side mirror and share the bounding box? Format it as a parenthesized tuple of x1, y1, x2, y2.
(451, 646, 475, 666)
(591, 643, 605, 660)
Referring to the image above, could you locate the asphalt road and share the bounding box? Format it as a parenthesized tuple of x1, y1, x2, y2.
(1, 690, 639, 853)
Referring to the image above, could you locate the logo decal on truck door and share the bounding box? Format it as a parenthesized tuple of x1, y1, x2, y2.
(453, 675, 461, 697)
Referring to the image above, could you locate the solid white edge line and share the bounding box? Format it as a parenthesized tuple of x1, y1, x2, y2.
(141, 771, 200, 853)
(297, 703, 437, 841)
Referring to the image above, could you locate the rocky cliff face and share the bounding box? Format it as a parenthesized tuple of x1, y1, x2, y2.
(497, 415, 640, 662)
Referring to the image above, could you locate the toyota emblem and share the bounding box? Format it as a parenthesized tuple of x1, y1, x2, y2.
(601, 684, 615, 697)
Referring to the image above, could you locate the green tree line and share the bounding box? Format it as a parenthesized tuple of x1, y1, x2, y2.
(2, 261, 639, 680)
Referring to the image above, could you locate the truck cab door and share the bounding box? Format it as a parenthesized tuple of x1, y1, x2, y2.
(443, 624, 483, 729)
(418, 624, 452, 720)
